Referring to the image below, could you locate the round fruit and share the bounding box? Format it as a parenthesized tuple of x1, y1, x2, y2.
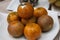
(8, 21, 24, 38)
(24, 23, 41, 40)
(21, 17, 36, 25)
(17, 2, 34, 19)
(28, 16, 36, 23)
(34, 7, 48, 17)
(21, 18, 28, 25)
(7, 12, 18, 23)
(37, 15, 54, 32)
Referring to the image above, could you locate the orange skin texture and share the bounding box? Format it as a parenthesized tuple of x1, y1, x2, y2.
(7, 12, 18, 23)
(34, 7, 48, 18)
(37, 15, 54, 32)
(21, 18, 28, 25)
(28, 17, 36, 23)
(21, 17, 36, 25)
(17, 2, 34, 19)
(8, 21, 24, 37)
(24, 23, 41, 40)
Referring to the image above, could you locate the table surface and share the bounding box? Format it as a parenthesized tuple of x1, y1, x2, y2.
(0, 0, 60, 40)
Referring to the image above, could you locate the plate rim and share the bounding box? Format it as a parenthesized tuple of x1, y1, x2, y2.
(0, 11, 59, 40)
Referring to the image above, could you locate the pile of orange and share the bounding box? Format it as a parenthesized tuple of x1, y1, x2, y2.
(7, 2, 54, 40)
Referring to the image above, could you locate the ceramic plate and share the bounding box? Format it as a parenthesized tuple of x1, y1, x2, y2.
(0, 11, 59, 40)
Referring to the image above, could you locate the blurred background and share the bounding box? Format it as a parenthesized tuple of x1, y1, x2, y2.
(0, 0, 11, 13)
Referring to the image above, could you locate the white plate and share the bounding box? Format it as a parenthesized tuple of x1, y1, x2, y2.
(0, 11, 59, 40)
(6, 0, 60, 16)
